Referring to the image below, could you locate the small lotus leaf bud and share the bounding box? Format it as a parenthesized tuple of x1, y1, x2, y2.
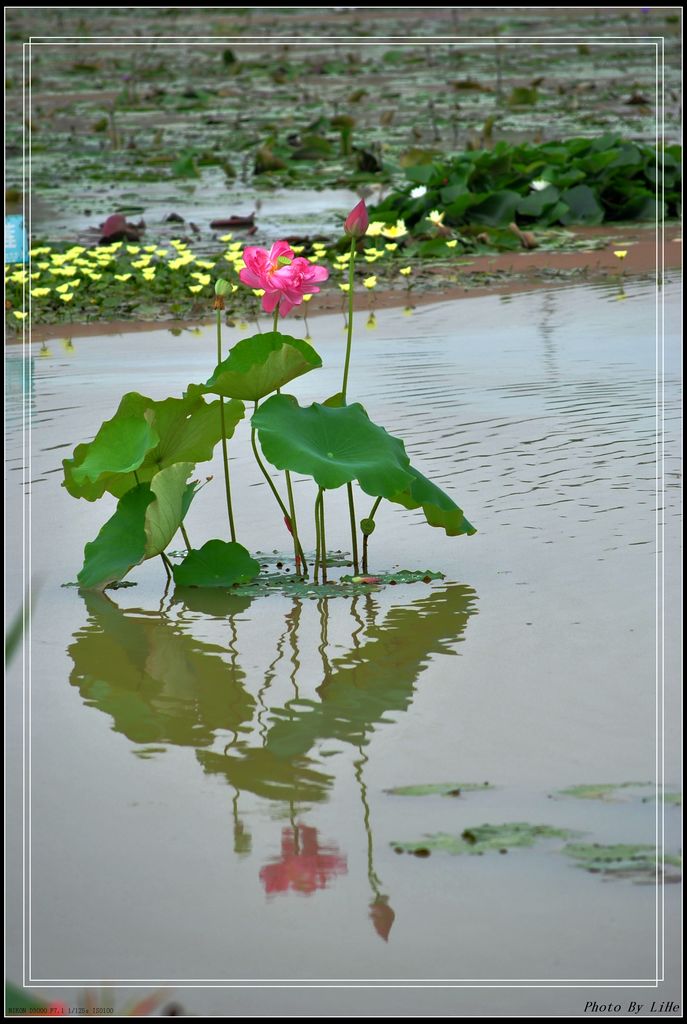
(360, 517, 376, 536)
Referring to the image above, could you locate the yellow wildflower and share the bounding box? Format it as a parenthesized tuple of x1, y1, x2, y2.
(381, 219, 407, 239)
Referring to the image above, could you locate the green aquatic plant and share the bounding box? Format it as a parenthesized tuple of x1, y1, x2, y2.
(63, 199, 476, 593)
(392, 822, 575, 857)
(561, 843, 682, 882)
(370, 136, 681, 231)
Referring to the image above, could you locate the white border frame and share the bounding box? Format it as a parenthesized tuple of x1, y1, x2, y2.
(15, 18, 669, 992)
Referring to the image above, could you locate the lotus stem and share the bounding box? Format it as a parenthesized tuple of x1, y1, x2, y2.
(362, 496, 382, 574)
(180, 523, 192, 552)
(313, 492, 321, 583)
(285, 469, 305, 576)
(341, 236, 357, 403)
(216, 308, 237, 542)
(347, 482, 360, 574)
(319, 488, 328, 583)
(272, 307, 305, 576)
(160, 551, 173, 580)
(252, 402, 308, 572)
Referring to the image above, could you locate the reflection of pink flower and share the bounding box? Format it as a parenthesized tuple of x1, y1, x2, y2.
(239, 241, 328, 318)
(260, 825, 347, 896)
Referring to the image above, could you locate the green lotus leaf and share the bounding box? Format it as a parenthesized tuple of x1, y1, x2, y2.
(388, 465, 476, 536)
(63, 391, 243, 501)
(251, 395, 414, 497)
(203, 331, 322, 401)
(78, 464, 195, 590)
(68, 415, 159, 488)
(172, 539, 260, 588)
(393, 823, 575, 857)
(386, 781, 493, 797)
(144, 463, 197, 557)
(562, 842, 681, 879)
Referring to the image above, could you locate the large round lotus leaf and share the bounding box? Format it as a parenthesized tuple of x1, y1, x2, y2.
(203, 331, 322, 402)
(251, 395, 414, 496)
(63, 390, 243, 501)
(77, 464, 196, 590)
(172, 540, 260, 588)
(388, 465, 476, 536)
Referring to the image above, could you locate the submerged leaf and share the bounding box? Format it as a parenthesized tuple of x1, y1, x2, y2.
(388, 465, 476, 536)
(172, 539, 260, 588)
(252, 395, 414, 496)
(203, 331, 321, 401)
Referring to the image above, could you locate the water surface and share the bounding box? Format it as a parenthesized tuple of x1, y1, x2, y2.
(5, 281, 681, 1009)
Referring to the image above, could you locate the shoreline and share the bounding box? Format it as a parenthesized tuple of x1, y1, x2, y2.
(12, 227, 682, 344)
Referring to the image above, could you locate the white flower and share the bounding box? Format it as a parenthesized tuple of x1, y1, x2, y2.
(530, 179, 549, 191)
(410, 185, 427, 198)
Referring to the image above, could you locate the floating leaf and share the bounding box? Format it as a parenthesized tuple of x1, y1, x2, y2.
(340, 569, 444, 585)
(77, 464, 194, 589)
(251, 395, 414, 496)
(562, 843, 681, 881)
(556, 782, 653, 802)
(386, 781, 493, 797)
(203, 331, 321, 402)
(172, 539, 260, 588)
(393, 822, 575, 857)
(388, 465, 476, 536)
(64, 391, 243, 501)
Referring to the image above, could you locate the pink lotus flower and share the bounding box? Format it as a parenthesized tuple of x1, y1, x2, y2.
(239, 240, 328, 318)
(344, 198, 369, 238)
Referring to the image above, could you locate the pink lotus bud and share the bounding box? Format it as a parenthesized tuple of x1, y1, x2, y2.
(344, 199, 369, 239)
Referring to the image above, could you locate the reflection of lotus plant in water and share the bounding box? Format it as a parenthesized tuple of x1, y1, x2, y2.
(260, 825, 347, 896)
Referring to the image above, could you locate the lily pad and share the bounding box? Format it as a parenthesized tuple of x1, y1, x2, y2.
(77, 463, 195, 589)
(64, 390, 243, 500)
(203, 331, 321, 402)
(562, 842, 681, 882)
(393, 822, 575, 857)
(388, 465, 476, 536)
(251, 395, 414, 496)
(340, 569, 444, 585)
(386, 781, 493, 797)
(556, 782, 653, 802)
(172, 539, 260, 588)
